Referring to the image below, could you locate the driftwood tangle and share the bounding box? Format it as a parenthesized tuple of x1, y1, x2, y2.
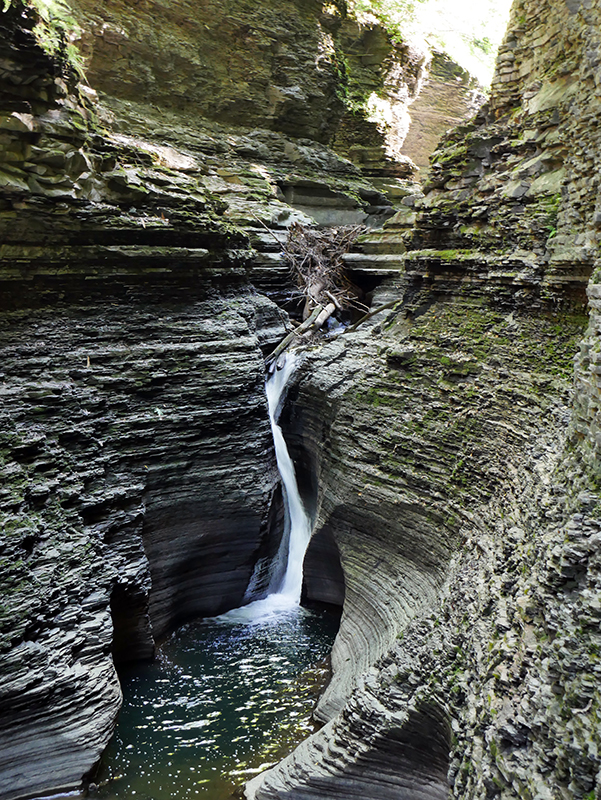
(266, 223, 366, 363)
(283, 223, 365, 313)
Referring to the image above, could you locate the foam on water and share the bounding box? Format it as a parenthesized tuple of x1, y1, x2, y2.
(219, 351, 311, 624)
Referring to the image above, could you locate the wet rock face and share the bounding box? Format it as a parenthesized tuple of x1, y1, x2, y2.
(249, 693, 451, 800)
(246, 0, 601, 796)
(0, 292, 286, 800)
(0, 8, 373, 795)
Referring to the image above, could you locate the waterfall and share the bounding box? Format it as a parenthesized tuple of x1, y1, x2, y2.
(264, 352, 311, 600)
(217, 352, 312, 622)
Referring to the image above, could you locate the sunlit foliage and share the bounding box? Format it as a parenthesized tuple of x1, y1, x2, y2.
(348, 0, 513, 84)
(1, 0, 84, 76)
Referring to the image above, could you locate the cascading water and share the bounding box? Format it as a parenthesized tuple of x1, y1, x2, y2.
(95, 351, 336, 800)
(218, 351, 312, 622)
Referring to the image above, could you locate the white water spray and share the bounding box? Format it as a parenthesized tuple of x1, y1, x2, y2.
(217, 352, 312, 623)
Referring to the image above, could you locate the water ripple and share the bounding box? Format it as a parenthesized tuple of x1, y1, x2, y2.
(95, 606, 338, 800)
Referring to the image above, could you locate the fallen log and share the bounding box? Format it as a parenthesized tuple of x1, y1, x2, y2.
(303, 302, 336, 335)
(342, 299, 401, 334)
(265, 223, 385, 364)
(266, 299, 401, 363)
(283, 223, 366, 313)
(265, 305, 323, 363)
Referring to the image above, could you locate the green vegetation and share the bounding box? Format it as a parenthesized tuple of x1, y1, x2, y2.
(2, 0, 84, 77)
(348, 0, 512, 85)
(348, 0, 426, 43)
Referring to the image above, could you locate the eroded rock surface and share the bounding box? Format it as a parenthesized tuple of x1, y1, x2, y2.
(0, 291, 289, 800)
(401, 51, 485, 175)
(0, 2, 394, 797)
(3, 0, 601, 798)
(246, 0, 601, 797)
(248, 273, 588, 799)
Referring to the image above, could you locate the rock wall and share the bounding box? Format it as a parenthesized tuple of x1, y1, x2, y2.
(0, 281, 294, 799)
(5, 0, 601, 798)
(0, 4, 293, 798)
(71, 0, 346, 144)
(401, 51, 485, 175)
(248, 277, 588, 800)
(399, 0, 601, 296)
(36, 0, 481, 185)
(0, 0, 419, 795)
(247, 0, 601, 798)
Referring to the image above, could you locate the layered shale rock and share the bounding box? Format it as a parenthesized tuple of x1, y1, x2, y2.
(247, 0, 601, 798)
(68, 0, 475, 179)
(0, 0, 414, 796)
(401, 51, 485, 175)
(0, 4, 287, 798)
(6, 0, 601, 798)
(398, 0, 601, 299)
(0, 291, 292, 800)
(248, 276, 588, 799)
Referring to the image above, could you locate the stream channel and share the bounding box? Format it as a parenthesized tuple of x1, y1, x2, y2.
(95, 354, 339, 800)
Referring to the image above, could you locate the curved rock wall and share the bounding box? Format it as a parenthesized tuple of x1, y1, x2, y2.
(246, 0, 601, 797)
(248, 272, 587, 798)
(285, 334, 458, 723)
(0, 291, 288, 800)
(0, 7, 290, 797)
(0, 2, 388, 796)
(4, 0, 601, 798)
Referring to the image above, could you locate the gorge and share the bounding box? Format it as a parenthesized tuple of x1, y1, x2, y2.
(1, 0, 601, 799)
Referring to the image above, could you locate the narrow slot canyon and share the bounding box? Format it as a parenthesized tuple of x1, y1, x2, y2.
(97, 358, 345, 800)
(3, 0, 601, 798)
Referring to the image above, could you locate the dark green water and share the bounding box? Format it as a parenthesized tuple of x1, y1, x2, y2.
(94, 607, 338, 800)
